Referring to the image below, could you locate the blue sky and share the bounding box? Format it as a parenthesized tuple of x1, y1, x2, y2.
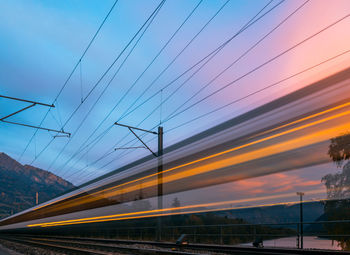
(1, 0, 350, 189)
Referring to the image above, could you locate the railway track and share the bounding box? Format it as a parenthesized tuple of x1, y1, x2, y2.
(1, 235, 349, 255)
(0, 235, 198, 255)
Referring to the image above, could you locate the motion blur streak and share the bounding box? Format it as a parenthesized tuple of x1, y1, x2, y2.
(2, 68, 350, 230)
(29, 190, 326, 227)
(31, 102, 350, 211)
(31, 102, 350, 213)
(248, 102, 350, 139)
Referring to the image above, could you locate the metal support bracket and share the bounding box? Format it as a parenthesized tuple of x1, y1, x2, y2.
(114, 122, 158, 157)
(128, 127, 157, 157)
(0, 103, 36, 121)
(0, 94, 70, 136)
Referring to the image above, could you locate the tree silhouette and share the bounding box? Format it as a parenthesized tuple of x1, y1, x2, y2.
(172, 197, 181, 208)
(323, 132, 350, 200)
(328, 132, 350, 167)
(322, 132, 350, 250)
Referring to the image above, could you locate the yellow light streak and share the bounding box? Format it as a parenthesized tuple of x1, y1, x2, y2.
(31, 102, 350, 216)
(35, 102, 349, 212)
(248, 101, 350, 139)
(34, 182, 350, 228)
(28, 189, 326, 228)
(59, 108, 350, 208)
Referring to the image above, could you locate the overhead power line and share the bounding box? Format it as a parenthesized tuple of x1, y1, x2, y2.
(58, 0, 203, 176)
(63, 0, 281, 180)
(164, 12, 350, 124)
(166, 48, 350, 133)
(59, 1, 169, 174)
(68, 0, 280, 175)
(18, 0, 120, 162)
(163, 0, 309, 123)
(117, 0, 231, 122)
(75, 133, 155, 183)
(46, 0, 167, 173)
(64, 0, 281, 180)
(80, 45, 350, 182)
(100, 0, 282, 157)
(72, 7, 350, 184)
(60, 0, 231, 178)
(118, 0, 281, 123)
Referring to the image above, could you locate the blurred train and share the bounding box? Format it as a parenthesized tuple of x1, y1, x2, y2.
(1, 67, 350, 234)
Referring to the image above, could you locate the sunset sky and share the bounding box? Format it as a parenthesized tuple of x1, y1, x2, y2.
(1, 0, 350, 207)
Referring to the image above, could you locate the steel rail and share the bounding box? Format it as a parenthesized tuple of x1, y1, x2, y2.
(3, 235, 350, 255)
(0, 235, 198, 255)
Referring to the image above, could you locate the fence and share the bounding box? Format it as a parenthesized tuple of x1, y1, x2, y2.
(94, 220, 350, 249)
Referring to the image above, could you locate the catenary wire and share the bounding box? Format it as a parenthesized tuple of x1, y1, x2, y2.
(166, 49, 350, 134)
(80, 46, 350, 182)
(74, 9, 350, 183)
(62, 0, 249, 177)
(64, 1, 281, 180)
(163, 0, 309, 123)
(163, 12, 350, 124)
(33, 0, 166, 168)
(133, 0, 286, 129)
(65, 0, 280, 180)
(56, 0, 167, 176)
(117, 0, 232, 122)
(75, 0, 279, 163)
(58, 3, 169, 175)
(117, 0, 279, 123)
(62, 0, 233, 178)
(18, 0, 119, 162)
(94, 0, 283, 160)
(58, 0, 204, 176)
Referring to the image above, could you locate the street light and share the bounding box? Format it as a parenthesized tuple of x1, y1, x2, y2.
(296, 192, 304, 249)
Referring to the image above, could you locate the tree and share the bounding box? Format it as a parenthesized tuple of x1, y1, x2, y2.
(322, 164, 350, 200)
(172, 197, 181, 208)
(323, 132, 350, 200)
(328, 132, 350, 167)
(322, 132, 350, 250)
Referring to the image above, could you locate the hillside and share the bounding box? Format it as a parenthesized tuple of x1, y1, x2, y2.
(218, 201, 324, 228)
(0, 152, 74, 219)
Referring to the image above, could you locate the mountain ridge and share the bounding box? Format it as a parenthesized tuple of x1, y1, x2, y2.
(0, 152, 74, 219)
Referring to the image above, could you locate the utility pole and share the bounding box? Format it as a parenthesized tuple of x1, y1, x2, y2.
(114, 122, 164, 240)
(296, 192, 304, 249)
(35, 192, 39, 205)
(157, 126, 163, 241)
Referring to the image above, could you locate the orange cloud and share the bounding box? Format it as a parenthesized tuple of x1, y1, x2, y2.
(219, 168, 324, 198)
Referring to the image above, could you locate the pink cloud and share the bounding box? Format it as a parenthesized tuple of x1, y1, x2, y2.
(219, 169, 324, 197)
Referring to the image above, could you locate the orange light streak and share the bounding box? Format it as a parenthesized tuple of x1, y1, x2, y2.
(248, 101, 350, 139)
(56, 107, 350, 209)
(31, 102, 350, 216)
(28, 189, 326, 228)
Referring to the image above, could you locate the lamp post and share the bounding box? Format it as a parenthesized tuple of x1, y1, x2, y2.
(296, 192, 304, 249)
